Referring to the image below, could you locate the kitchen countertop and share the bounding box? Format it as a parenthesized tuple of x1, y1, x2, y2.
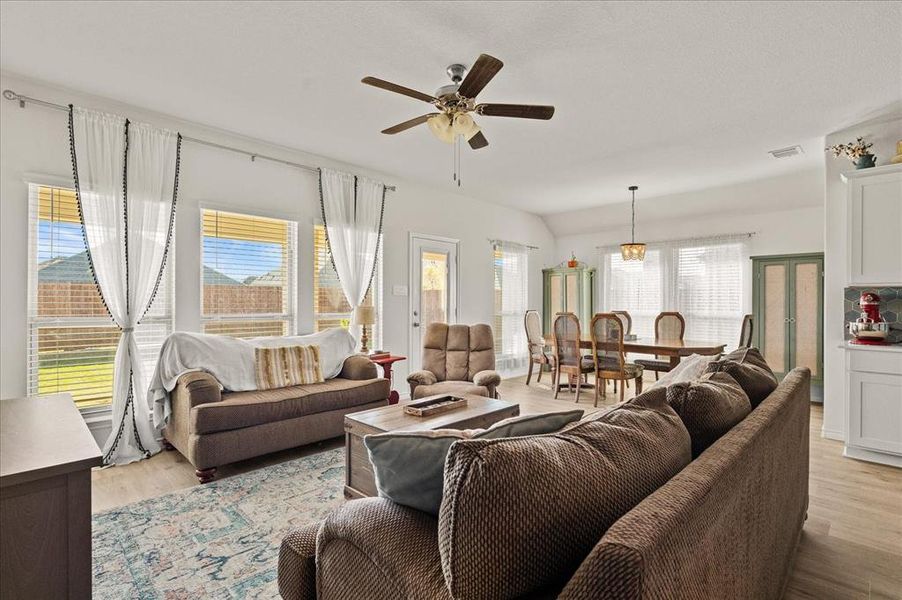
(840, 341, 902, 353)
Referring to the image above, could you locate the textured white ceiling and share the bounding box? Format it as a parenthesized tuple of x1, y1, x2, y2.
(1, 1, 900, 215)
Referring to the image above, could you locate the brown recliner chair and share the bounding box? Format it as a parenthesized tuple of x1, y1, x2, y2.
(407, 323, 501, 399)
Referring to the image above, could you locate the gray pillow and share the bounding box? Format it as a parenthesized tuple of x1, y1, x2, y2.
(363, 410, 584, 515)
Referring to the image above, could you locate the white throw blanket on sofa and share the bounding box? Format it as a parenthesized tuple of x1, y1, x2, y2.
(149, 328, 357, 428)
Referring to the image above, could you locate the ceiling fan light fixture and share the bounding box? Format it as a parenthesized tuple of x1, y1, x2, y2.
(427, 113, 453, 144)
(452, 112, 480, 141)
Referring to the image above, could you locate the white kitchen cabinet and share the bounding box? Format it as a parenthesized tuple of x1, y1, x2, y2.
(843, 344, 902, 467)
(842, 164, 902, 286)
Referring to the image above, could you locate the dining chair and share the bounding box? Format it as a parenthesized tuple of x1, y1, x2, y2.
(590, 313, 644, 405)
(738, 314, 753, 348)
(524, 310, 554, 385)
(635, 311, 686, 380)
(610, 310, 633, 393)
(552, 312, 595, 402)
(612, 310, 633, 336)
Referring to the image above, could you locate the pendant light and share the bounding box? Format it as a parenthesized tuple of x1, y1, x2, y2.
(620, 185, 646, 261)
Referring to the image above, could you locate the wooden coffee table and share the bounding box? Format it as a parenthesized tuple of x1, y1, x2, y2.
(343, 394, 519, 499)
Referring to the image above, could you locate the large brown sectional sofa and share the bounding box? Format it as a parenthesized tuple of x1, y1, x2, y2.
(277, 347, 811, 599)
(162, 355, 389, 483)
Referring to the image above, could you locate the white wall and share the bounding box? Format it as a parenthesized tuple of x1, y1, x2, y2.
(822, 110, 902, 439)
(0, 73, 557, 416)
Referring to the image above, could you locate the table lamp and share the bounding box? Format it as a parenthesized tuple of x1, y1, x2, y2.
(355, 305, 376, 354)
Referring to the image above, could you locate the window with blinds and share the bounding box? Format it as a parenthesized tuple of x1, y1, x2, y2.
(27, 184, 173, 409)
(600, 236, 748, 347)
(603, 249, 663, 338)
(201, 209, 297, 338)
(676, 243, 745, 344)
(313, 224, 382, 348)
(493, 242, 529, 373)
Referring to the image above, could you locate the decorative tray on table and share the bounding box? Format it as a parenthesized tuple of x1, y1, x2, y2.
(403, 395, 468, 417)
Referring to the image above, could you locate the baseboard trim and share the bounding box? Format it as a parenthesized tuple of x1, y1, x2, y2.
(82, 409, 112, 448)
(842, 445, 902, 468)
(821, 427, 843, 441)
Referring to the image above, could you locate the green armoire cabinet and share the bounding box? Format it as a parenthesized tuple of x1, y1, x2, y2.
(542, 265, 596, 333)
(752, 253, 824, 384)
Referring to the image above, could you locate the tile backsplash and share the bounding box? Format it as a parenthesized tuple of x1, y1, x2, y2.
(844, 287, 902, 343)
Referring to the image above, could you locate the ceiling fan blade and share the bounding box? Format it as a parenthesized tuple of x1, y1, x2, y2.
(362, 76, 436, 103)
(457, 54, 504, 98)
(381, 113, 438, 135)
(478, 103, 555, 120)
(468, 130, 489, 150)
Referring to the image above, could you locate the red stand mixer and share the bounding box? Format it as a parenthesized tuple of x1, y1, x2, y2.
(848, 291, 890, 345)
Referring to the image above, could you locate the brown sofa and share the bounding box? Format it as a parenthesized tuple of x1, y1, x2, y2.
(162, 355, 389, 483)
(277, 366, 811, 599)
(407, 323, 501, 399)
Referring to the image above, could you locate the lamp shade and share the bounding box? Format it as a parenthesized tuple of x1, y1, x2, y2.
(354, 305, 376, 325)
(427, 114, 454, 144)
(452, 112, 480, 141)
(620, 243, 647, 261)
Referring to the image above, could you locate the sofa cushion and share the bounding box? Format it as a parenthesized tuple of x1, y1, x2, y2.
(438, 392, 691, 600)
(412, 380, 489, 399)
(191, 377, 389, 434)
(649, 353, 720, 389)
(254, 345, 323, 390)
(666, 371, 752, 457)
(364, 410, 584, 515)
(705, 347, 777, 407)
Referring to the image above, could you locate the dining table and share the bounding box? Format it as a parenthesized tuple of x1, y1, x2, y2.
(542, 335, 726, 369)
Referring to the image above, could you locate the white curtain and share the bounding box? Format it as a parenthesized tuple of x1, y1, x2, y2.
(493, 240, 529, 373)
(599, 234, 751, 349)
(70, 106, 180, 465)
(319, 168, 385, 341)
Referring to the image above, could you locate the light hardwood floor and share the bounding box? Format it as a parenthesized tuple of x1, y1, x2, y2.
(92, 374, 902, 598)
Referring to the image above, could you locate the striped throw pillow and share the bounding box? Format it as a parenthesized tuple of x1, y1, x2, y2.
(254, 345, 324, 390)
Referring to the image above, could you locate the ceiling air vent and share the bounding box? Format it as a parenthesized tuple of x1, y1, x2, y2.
(769, 145, 804, 159)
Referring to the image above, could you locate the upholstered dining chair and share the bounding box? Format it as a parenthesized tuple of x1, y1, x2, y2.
(738, 314, 754, 348)
(612, 310, 633, 336)
(610, 310, 633, 393)
(635, 311, 686, 380)
(590, 313, 644, 405)
(524, 310, 554, 385)
(552, 312, 595, 402)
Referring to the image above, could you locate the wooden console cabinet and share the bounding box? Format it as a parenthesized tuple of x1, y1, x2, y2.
(0, 394, 102, 599)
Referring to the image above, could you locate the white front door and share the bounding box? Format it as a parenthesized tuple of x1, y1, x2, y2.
(409, 233, 459, 370)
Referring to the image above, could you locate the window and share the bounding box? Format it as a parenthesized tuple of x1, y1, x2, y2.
(27, 184, 173, 409)
(604, 249, 663, 338)
(600, 236, 749, 347)
(201, 209, 297, 338)
(493, 241, 529, 373)
(313, 224, 382, 348)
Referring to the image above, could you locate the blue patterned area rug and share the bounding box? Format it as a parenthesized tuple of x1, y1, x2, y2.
(93, 448, 345, 599)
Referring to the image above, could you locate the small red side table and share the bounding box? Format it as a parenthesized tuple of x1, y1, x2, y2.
(369, 355, 406, 405)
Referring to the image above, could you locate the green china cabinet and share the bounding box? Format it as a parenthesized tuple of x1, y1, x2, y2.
(751, 253, 824, 384)
(542, 264, 596, 333)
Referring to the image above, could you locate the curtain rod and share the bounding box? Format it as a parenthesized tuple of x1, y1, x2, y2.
(2, 89, 397, 192)
(488, 238, 540, 250)
(595, 231, 756, 250)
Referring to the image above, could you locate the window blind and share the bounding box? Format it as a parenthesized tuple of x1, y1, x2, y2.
(600, 235, 749, 348)
(201, 209, 297, 338)
(27, 184, 173, 409)
(493, 241, 529, 373)
(313, 224, 382, 348)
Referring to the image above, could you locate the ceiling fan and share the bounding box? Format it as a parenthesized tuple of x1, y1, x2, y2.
(362, 54, 555, 151)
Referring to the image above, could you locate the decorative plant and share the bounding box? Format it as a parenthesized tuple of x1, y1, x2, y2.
(826, 137, 874, 162)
